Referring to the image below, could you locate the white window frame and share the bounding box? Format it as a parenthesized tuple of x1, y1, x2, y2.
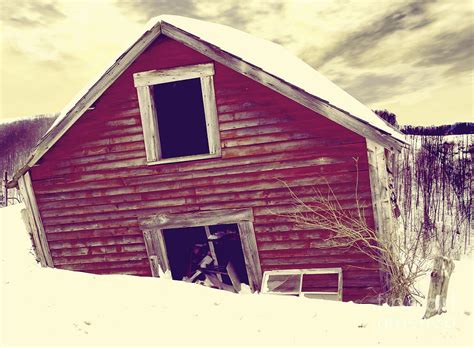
(261, 268, 343, 301)
(133, 63, 221, 165)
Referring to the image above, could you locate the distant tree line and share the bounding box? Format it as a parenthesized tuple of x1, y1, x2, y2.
(374, 109, 474, 135)
(374, 109, 399, 127)
(0, 114, 58, 179)
(401, 123, 474, 136)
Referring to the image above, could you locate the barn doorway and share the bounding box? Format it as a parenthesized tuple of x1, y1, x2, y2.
(139, 209, 262, 292)
(162, 223, 250, 292)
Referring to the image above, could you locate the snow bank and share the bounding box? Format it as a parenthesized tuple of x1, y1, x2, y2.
(1, 204, 472, 345)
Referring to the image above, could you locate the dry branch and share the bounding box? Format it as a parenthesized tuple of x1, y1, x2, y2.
(281, 158, 428, 305)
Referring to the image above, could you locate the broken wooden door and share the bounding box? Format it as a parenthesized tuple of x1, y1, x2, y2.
(138, 208, 262, 292)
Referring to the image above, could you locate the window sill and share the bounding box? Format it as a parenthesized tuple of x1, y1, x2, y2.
(146, 152, 221, 166)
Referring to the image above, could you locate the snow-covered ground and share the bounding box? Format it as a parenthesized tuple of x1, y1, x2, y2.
(1, 203, 472, 346)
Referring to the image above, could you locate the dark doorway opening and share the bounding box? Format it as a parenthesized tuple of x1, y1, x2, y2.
(209, 224, 249, 285)
(162, 223, 249, 292)
(162, 226, 208, 281)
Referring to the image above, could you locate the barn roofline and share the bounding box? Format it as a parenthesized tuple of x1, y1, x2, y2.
(8, 15, 407, 188)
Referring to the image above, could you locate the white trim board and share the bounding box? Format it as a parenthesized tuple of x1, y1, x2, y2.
(17, 172, 54, 267)
(134, 63, 214, 87)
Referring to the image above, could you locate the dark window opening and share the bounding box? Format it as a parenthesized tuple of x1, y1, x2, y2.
(152, 78, 209, 159)
(162, 223, 249, 292)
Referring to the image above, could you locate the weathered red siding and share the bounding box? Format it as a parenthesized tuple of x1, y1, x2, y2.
(30, 36, 382, 301)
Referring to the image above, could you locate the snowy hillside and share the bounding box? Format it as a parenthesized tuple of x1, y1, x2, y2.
(1, 203, 473, 345)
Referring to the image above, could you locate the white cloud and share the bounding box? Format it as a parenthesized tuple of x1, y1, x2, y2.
(0, 0, 142, 119)
(0, 0, 472, 125)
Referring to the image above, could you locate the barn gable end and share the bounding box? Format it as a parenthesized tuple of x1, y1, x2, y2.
(15, 17, 405, 302)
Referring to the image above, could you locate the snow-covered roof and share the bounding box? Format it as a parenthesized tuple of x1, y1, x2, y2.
(157, 16, 406, 143)
(11, 15, 406, 185)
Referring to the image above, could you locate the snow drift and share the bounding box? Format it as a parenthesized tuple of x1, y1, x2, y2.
(0, 203, 472, 345)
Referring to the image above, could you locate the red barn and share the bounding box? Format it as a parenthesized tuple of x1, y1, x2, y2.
(10, 16, 406, 302)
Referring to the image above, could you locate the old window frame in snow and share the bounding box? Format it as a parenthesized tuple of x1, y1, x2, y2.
(261, 268, 343, 301)
(133, 63, 221, 164)
(138, 208, 262, 292)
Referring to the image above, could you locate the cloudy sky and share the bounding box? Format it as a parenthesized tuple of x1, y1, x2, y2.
(0, 0, 472, 125)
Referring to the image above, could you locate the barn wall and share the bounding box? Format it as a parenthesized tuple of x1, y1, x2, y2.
(30, 36, 382, 302)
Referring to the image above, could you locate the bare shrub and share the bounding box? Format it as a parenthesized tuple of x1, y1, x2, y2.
(281, 159, 428, 305)
(396, 135, 473, 257)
